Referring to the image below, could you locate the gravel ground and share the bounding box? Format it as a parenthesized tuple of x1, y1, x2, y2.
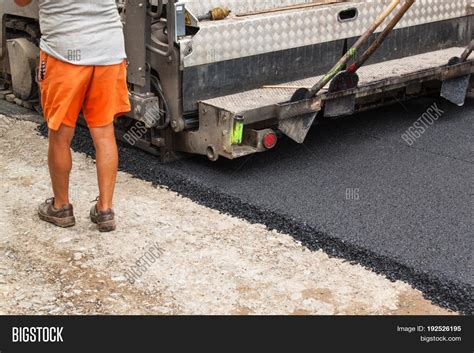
(0, 116, 453, 315)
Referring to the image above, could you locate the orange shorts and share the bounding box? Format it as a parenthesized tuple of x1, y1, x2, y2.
(38, 50, 131, 131)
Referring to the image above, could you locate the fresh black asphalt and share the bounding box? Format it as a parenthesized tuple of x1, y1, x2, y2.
(4, 96, 473, 313)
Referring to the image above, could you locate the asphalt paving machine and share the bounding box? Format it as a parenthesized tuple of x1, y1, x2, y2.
(0, 0, 472, 161)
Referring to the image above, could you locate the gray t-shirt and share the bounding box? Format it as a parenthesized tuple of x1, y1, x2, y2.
(38, 0, 126, 66)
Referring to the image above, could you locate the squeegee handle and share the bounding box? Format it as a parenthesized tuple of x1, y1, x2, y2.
(348, 0, 415, 73)
(460, 40, 474, 62)
(309, 0, 401, 96)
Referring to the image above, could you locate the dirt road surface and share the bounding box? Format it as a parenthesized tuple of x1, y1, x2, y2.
(0, 117, 452, 315)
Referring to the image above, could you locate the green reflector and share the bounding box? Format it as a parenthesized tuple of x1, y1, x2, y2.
(232, 115, 244, 145)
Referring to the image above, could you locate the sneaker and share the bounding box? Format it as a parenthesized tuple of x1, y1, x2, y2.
(38, 198, 75, 228)
(90, 204, 116, 232)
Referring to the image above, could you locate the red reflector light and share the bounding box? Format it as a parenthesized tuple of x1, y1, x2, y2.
(262, 131, 277, 149)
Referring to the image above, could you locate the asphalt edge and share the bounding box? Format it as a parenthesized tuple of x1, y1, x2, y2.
(33, 122, 473, 315)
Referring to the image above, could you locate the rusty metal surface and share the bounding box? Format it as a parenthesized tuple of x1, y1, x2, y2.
(278, 113, 318, 143)
(201, 47, 470, 114)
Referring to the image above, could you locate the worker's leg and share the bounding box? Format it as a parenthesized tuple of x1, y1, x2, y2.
(83, 61, 130, 232)
(48, 124, 75, 208)
(89, 123, 118, 211)
(39, 50, 90, 209)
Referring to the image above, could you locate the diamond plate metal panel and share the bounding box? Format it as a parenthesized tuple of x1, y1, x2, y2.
(184, 0, 320, 16)
(201, 47, 467, 113)
(183, 0, 471, 68)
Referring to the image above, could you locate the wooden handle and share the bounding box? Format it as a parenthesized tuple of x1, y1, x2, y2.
(461, 40, 474, 62)
(349, 0, 416, 73)
(309, 0, 401, 96)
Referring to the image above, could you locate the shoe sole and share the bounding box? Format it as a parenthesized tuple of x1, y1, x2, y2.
(98, 220, 116, 232)
(90, 214, 116, 232)
(39, 212, 76, 228)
